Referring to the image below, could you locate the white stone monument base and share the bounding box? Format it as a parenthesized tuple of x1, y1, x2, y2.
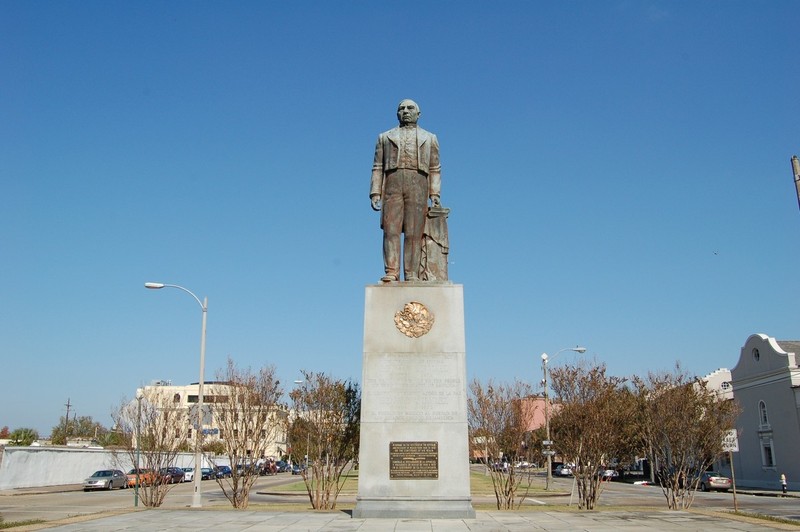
(353, 283, 475, 519)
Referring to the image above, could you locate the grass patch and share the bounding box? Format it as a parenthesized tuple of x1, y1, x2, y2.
(729, 510, 800, 527)
(274, 470, 359, 494)
(469, 470, 555, 496)
(0, 519, 46, 529)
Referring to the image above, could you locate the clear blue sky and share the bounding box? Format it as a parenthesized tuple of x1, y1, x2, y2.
(2, 1, 798, 435)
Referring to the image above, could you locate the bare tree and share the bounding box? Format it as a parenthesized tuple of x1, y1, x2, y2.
(633, 365, 740, 510)
(211, 357, 285, 509)
(467, 378, 534, 509)
(112, 388, 191, 507)
(549, 361, 638, 509)
(290, 370, 360, 510)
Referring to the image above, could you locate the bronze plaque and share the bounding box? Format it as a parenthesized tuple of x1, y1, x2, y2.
(389, 441, 438, 479)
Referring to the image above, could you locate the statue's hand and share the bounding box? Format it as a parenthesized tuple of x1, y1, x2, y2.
(370, 194, 382, 211)
(430, 194, 441, 208)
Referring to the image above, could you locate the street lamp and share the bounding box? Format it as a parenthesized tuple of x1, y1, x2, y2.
(134, 388, 143, 507)
(293, 379, 310, 470)
(541, 346, 586, 491)
(145, 282, 207, 508)
(792, 155, 800, 211)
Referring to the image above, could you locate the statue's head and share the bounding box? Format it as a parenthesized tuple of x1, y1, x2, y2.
(397, 99, 420, 126)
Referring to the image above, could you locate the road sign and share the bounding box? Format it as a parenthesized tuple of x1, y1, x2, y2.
(722, 429, 739, 452)
(542, 440, 553, 446)
(188, 404, 213, 428)
(542, 450, 556, 456)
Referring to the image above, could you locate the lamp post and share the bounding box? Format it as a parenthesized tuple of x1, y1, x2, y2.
(293, 379, 310, 470)
(145, 282, 207, 508)
(792, 155, 800, 211)
(541, 346, 586, 491)
(134, 389, 143, 507)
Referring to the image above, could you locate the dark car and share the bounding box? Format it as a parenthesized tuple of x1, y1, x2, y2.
(159, 467, 185, 484)
(84, 469, 128, 491)
(200, 467, 215, 480)
(215, 465, 232, 479)
(275, 460, 290, 473)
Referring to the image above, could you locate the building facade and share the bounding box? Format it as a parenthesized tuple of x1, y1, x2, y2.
(728, 334, 800, 490)
(138, 381, 288, 460)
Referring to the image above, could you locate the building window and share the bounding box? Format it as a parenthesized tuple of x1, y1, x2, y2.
(758, 400, 769, 428)
(752, 348, 760, 361)
(188, 428, 192, 439)
(720, 381, 731, 391)
(761, 439, 775, 468)
(218, 429, 224, 439)
(175, 429, 181, 438)
(173, 393, 181, 403)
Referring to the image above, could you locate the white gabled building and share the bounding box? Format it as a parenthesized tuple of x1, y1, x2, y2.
(728, 334, 800, 490)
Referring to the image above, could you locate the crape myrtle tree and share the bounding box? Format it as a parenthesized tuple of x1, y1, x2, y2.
(633, 365, 739, 510)
(549, 361, 639, 510)
(290, 370, 361, 510)
(111, 388, 191, 507)
(212, 357, 284, 509)
(467, 378, 534, 510)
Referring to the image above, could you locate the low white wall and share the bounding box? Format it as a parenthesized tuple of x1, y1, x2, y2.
(0, 447, 230, 490)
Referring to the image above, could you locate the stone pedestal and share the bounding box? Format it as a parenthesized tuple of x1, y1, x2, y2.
(353, 283, 475, 519)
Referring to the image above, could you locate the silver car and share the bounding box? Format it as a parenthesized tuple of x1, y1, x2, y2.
(699, 471, 732, 492)
(83, 469, 128, 491)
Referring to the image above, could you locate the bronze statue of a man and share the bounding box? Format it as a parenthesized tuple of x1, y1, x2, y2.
(370, 99, 441, 282)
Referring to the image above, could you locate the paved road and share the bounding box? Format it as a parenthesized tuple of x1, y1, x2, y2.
(0, 474, 300, 523)
(23, 508, 798, 532)
(3, 472, 799, 530)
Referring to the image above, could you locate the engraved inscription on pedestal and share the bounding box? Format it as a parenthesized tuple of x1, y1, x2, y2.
(389, 441, 438, 479)
(362, 353, 466, 423)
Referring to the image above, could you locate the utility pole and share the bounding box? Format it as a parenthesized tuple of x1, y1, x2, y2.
(792, 155, 800, 210)
(64, 398, 72, 441)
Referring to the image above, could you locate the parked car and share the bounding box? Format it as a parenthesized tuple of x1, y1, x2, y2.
(181, 467, 195, 482)
(237, 462, 259, 476)
(291, 464, 306, 475)
(599, 468, 619, 481)
(699, 471, 732, 492)
(215, 465, 232, 479)
(275, 460, 290, 473)
(126, 468, 156, 487)
(160, 467, 185, 484)
(84, 469, 128, 491)
(555, 465, 573, 476)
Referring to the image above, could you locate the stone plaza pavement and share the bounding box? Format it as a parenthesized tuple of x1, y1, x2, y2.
(27, 508, 794, 531)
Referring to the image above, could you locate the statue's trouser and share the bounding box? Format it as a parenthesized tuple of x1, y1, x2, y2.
(381, 169, 427, 280)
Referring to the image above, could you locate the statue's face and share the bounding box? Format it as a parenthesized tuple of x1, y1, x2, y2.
(397, 100, 420, 125)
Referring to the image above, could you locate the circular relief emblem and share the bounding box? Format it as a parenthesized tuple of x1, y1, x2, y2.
(394, 301, 435, 338)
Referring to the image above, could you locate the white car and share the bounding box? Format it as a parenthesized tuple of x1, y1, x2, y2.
(555, 465, 573, 476)
(181, 467, 195, 482)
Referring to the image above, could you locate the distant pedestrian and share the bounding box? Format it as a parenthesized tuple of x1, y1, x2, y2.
(781, 473, 787, 495)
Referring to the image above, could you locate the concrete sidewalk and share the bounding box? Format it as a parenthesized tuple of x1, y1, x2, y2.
(16, 508, 794, 531)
